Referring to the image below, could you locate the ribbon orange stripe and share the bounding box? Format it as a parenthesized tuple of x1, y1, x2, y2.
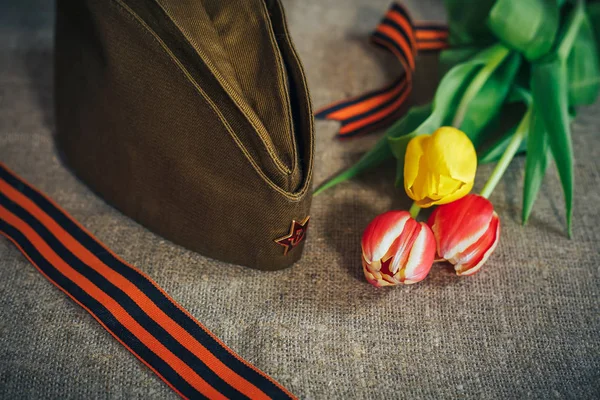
(415, 30, 448, 40)
(0, 178, 271, 400)
(417, 41, 449, 50)
(314, 3, 450, 137)
(370, 35, 413, 88)
(339, 80, 412, 135)
(3, 164, 292, 399)
(0, 232, 189, 400)
(0, 204, 227, 400)
(327, 78, 407, 121)
(385, 10, 417, 56)
(0, 162, 297, 399)
(376, 24, 415, 70)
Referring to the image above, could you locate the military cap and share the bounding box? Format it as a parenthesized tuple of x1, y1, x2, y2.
(55, 0, 314, 270)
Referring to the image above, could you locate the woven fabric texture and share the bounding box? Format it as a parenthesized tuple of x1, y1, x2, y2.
(1, 0, 599, 399)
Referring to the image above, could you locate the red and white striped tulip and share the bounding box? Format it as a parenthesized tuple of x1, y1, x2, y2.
(361, 211, 436, 287)
(427, 194, 500, 276)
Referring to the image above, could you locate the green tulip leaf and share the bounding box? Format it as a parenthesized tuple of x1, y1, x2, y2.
(411, 44, 509, 139)
(477, 83, 534, 164)
(409, 52, 488, 134)
(588, 2, 600, 47)
(566, 13, 600, 106)
(312, 44, 504, 196)
(522, 107, 550, 224)
(531, 55, 573, 237)
(557, 0, 585, 61)
(386, 47, 498, 186)
(444, 0, 497, 46)
(439, 47, 483, 76)
(386, 57, 487, 162)
(525, 1, 587, 235)
(387, 103, 433, 158)
(458, 52, 522, 147)
(507, 84, 533, 105)
(487, 0, 560, 61)
(388, 44, 516, 186)
(478, 124, 528, 164)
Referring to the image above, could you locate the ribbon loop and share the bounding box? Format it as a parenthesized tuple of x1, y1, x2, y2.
(315, 2, 448, 138)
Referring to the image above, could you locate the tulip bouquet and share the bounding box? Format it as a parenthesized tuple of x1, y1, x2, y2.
(315, 0, 600, 286)
(361, 127, 500, 286)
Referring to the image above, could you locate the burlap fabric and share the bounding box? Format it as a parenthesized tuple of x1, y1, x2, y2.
(1, 0, 598, 398)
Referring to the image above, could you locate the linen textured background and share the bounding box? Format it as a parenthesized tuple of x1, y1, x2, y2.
(1, 0, 598, 399)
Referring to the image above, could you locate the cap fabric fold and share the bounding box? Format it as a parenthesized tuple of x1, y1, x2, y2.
(55, 0, 314, 270)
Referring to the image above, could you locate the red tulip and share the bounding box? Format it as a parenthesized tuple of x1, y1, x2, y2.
(361, 211, 436, 286)
(427, 194, 500, 276)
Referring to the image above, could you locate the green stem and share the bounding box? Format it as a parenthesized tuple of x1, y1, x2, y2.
(409, 202, 421, 219)
(558, 0, 585, 61)
(452, 44, 511, 128)
(480, 107, 532, 199)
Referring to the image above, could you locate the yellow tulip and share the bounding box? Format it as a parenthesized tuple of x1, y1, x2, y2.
(404, 127, 477, 208)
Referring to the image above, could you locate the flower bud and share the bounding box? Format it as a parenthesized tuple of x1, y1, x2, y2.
(427, 194, 500, 276)
(362, 211, 436, 286)
(404, 127, 477, 207)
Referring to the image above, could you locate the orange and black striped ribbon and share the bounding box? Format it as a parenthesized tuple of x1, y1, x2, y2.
(314, 3, 448, 138)
(0, 162, 295, 400)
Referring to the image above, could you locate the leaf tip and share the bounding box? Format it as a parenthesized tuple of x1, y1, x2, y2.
(566, 197, 573, 239)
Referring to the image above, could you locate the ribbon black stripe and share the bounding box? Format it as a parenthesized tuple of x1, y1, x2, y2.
(0, 165, 290, 399)
(0, 191, 246, 400)
(340, 78, 409, 125)
(315, 76, 405, 118)
(0, 219, 206, 400)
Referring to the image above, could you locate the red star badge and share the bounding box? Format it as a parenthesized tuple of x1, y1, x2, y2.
(274, 216, 310, 255)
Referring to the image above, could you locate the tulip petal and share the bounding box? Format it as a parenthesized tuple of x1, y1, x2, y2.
(432, 180, 474, 206)
(411, 156, 432, 202)
(455, 212, 501, 276)
(415, 197, 436, 208)
(363, 267, 393, 287)
(362, 213, 437, 287)
(362, 258, 395, 287)
(425, 130, 453, 178)
(361, 211, 411, 264)
(404, 135, 430, 201)
(427, 127, 478, 184)
(405, 127, 477, 207)
(389, 217, 421, 275)
(428, 194, 494, 260)
(415, 176, 469, 207)
(437, 174, 463, 198)
(402, 223, 436, 284)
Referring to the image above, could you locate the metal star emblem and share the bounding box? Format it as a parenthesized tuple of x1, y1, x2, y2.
(274, 216, 310, 255)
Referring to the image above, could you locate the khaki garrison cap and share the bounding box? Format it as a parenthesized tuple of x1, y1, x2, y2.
(55, 0, 314, 270)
